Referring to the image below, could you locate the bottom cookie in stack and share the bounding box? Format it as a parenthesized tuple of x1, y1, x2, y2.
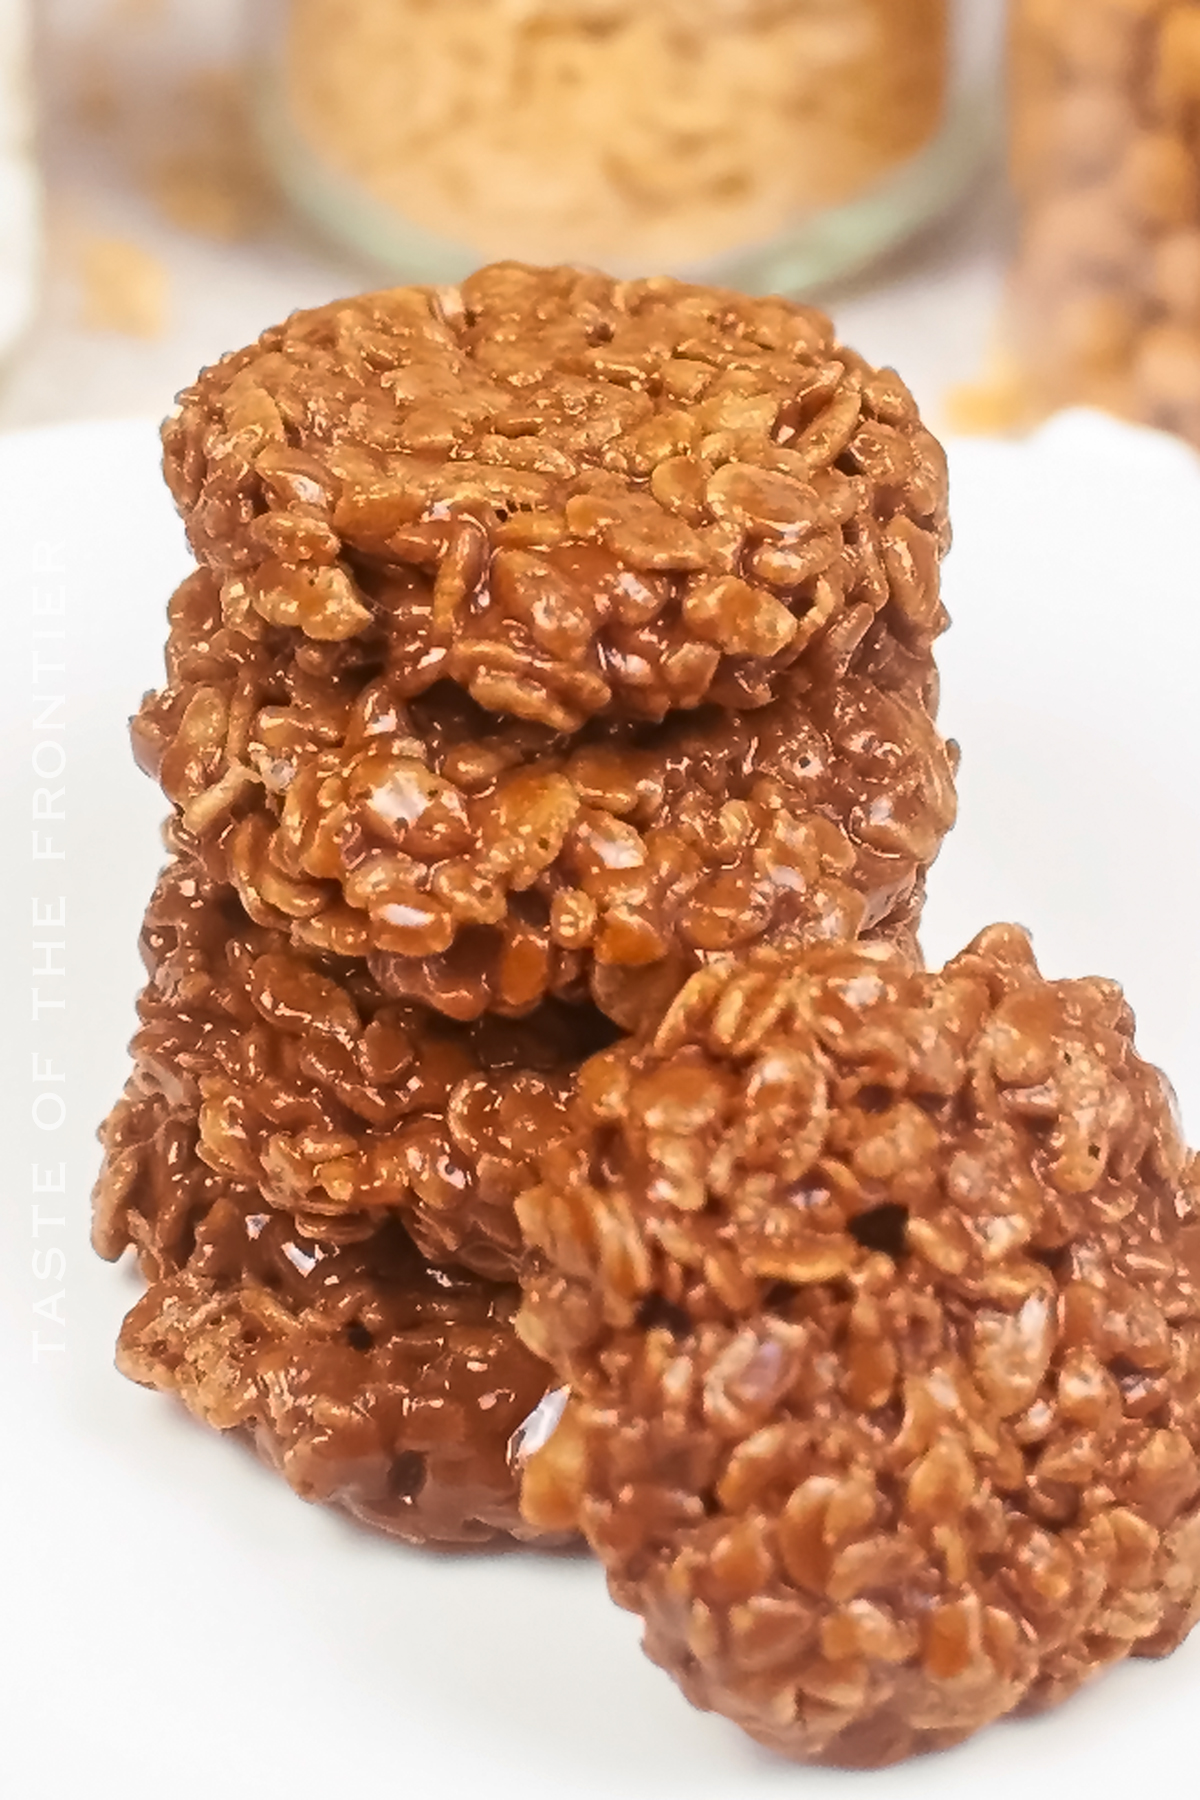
(91, 856, 603, 1545)
(113, 1174, 554, 1548)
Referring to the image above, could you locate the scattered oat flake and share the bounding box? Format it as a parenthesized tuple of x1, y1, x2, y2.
(78, 234, 169, 338)
(942, 348, 1044, 438)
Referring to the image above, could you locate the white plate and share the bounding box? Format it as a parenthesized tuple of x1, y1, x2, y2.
(2, 410, 1199, 1799)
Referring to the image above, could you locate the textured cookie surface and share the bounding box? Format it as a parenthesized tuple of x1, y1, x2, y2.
(518, 930, 1200, 1766)
(97, 265, 962, 1553)
(91, 857, 570, 1546)
(135, 583, 955, 1025)
(94, 855, 616, 1282)
(162, 263, 949, 732)
(113, 1183, 552, 1547)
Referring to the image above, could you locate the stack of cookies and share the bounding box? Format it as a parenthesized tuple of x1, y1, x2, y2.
(92, 265, 957, 1547)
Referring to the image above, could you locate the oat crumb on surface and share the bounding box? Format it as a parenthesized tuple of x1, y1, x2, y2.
(77, 233, 170, 338)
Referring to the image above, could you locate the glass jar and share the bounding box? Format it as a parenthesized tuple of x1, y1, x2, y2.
(1008, 0, 1200, 447)
(0, 0, 38, 364)
(252, 0, 1002, 293)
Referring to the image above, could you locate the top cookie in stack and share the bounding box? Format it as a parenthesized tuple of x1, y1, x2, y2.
(137, 263, 958, 1028)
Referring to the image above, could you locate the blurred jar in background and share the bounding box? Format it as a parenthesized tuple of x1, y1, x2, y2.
(253, 0, 1001, 291)
(0, 0, 38, 362)
(1010, 0, 1200, 446)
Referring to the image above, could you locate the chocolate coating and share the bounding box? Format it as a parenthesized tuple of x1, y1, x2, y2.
(112, 1177, 551, 1546)
(97, 266, 962, 1564)
(134, 576, 955, 1026)
(94, 856, 613, 1281)
(92, 864, 562, 1546)
(161, 264, 949, 732)
(517, 931, 1200, 1766)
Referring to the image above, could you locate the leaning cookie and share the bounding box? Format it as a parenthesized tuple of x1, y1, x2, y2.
(516, 929, 1200, 1767)
(160, 264, 949, 733)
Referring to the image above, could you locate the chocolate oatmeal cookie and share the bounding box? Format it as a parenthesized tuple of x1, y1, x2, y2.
(517, 930, 1200, 1765)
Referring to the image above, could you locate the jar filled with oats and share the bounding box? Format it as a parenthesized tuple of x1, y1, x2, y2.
(1009, 0, 1200, 445)
(252, 0, 1001, 290)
